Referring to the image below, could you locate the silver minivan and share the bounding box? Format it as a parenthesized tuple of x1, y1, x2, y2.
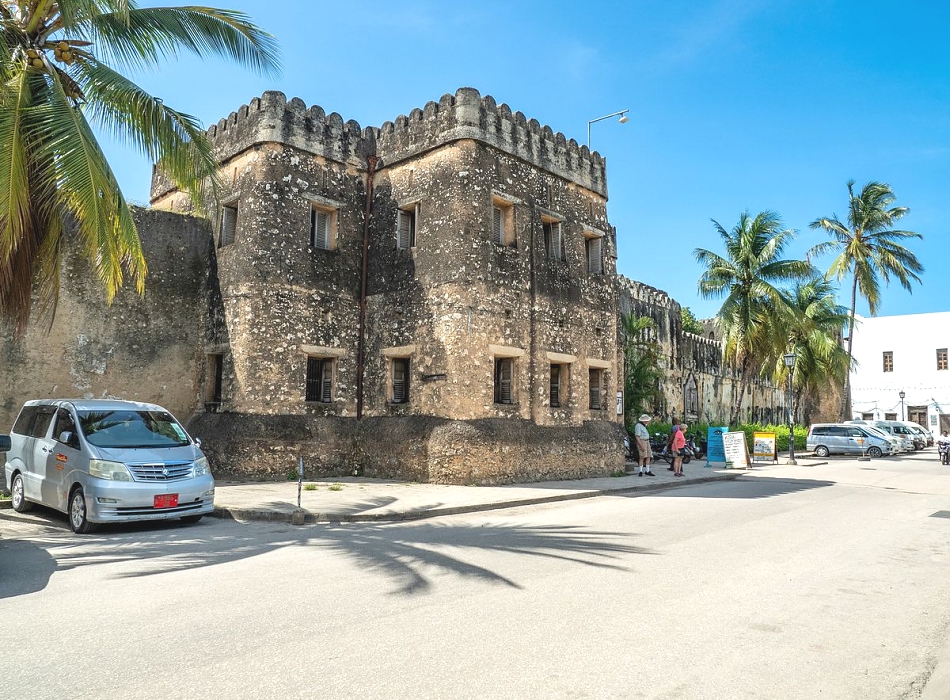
(807, 423, 893, 458)
(3, 399, 214, 533)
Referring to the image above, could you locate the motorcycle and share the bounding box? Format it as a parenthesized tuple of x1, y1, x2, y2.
(938, 439, 950, 465)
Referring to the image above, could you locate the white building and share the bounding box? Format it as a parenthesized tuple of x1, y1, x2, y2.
(849, 312, 950, 433)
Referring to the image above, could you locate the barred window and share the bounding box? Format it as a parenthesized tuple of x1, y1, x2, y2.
(391, 358, 410, 404)
(305, 357, 333, 403)
(219, 202, 238, 247)
(883, 351, 894, 373)
(494, 357, 515, 404)
(938, 348, 948, 371)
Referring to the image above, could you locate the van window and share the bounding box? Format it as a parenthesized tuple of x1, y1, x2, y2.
(53, 409, 77, 444)
(848, 428, 865, 437)
(77, 409, 190, 448)
(827, 427, 848, 437)
(30, 407, 56, 438)
(12, 406, 38, 435)
(811, 426, 830, 436)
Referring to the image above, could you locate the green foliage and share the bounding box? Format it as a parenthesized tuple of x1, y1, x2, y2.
(622, 313, 663, 426)
(681, 306, 705, 335)
(328, 483, 344, 492)
(304, 483, 317, 491)
(0, 2, 280, 333)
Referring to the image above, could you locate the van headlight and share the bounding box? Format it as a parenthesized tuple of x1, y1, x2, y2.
(192, 457, 210, 477)
(89, 460, 132, 481)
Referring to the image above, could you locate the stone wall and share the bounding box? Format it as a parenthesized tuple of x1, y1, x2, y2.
(0, 209, 213, 431)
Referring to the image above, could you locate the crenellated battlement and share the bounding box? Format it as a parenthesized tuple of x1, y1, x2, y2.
(150, 87, 608, 202)
(619, 276, 678, 312)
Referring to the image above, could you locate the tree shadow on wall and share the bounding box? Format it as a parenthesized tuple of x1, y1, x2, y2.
(3, 515, 655, 598)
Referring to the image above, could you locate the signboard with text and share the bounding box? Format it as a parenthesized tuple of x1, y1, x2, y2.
(753, 432, 777, 463)
(705, 426, 728, 467)
(722, 431, 750, 469)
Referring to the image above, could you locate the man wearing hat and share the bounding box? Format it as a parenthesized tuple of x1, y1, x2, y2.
(634, 413, 656, 476)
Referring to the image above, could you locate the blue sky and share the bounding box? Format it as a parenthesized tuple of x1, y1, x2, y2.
(107, 0, 949, 319)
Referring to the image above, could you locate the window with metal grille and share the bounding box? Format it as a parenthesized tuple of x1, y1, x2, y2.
(588, 368, 606, 410)
(550, 364, 564, 407)
(391, 358, 410, 404)
(311, 205, 335, 250)
(494, 357, 514, 404)
(220, 203, 238, 247)
(585, 235, 603, 274)
(883, 351, 894, 372)
(305, 357, 333, 403)
(397, 205, 417, 250)
(938, 348, 948, 371)
(861, 412, 874, 420)
(884, 412, 897, 420)
(543, 221, 564, 261)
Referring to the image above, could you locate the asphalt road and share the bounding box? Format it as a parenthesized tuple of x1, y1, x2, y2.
(3, 450, 949, 699)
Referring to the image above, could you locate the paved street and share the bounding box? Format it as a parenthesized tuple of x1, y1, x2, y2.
(3, 450, 949, 699)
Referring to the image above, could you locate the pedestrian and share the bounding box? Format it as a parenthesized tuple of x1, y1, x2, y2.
(666, 423, 679, 471)
(672, 422, 688, 477)
(634, 414, 656, 476)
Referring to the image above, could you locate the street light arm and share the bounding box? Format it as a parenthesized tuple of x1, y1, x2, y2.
(587, 109, 630, 148)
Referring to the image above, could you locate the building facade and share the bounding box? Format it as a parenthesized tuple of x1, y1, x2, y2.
(849, 312, 950, 432)
(1, 88, 786, 482)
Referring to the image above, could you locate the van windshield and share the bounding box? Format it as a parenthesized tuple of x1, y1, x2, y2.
(77, 410, 190, 448)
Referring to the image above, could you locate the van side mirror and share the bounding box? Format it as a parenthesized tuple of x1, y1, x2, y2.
(194, 437, 202, 448)
(0, 435, 10, 452)
(58, 431, 80, 449)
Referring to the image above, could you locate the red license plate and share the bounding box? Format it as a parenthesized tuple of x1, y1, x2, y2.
(154, 494, 179, 508)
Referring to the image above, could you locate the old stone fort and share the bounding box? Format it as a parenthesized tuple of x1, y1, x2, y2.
(0, 88, 786, 483)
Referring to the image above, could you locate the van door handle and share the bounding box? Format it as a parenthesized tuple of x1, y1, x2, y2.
(41, 447, 51, 453)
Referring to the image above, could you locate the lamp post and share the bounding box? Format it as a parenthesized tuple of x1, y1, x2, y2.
(587, 109, 629, 149)
(784, 351, 797, 465)
(899, 390, 906, 421)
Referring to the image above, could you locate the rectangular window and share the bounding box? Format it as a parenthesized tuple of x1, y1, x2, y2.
(205, 353, 223, 411)
(397, 205, 418, 250)
(220, 202, 238, 247)
(310, 205, 336, 250)
(585, 234, 603, 275)
(861, 412, 874, 420)
(543, 220, 564, 261)
(492, 198, 515, 247)
(588, 368, 606, 410)
(305, 357, 333, 403)
(494, 357, 515, 404)
(884, 412, 897, 421)
(550, 364, 563, 408)
(883, 351, 894, 372)
(391, 358, 410, 404)
(938, 348, 948, 371)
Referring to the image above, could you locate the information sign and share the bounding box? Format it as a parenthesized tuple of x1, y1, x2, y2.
(705, 426, 728, 467)
(722, 430, 750, 469)
(752, 432, 777, 463)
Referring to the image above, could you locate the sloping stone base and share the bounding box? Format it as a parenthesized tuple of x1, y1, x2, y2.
(186, 413, 625, 484)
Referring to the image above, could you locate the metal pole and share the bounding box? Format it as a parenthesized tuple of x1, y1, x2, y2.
(787, 368, 797, 465)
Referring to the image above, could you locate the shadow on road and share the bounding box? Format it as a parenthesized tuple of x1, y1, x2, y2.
(0, 514, 654, 598)
(649, 476, 835, 499)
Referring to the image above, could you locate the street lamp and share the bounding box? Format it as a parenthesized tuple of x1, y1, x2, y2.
(784, 351, 797, 465)
(899, 390, 906, 421)
(587, 109, 629, 149)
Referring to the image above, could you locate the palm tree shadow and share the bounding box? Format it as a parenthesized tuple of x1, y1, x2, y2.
(43, 519, 655, 596)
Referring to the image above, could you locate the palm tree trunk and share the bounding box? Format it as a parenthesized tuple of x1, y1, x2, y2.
(730, 356, 750, 425)
(839, 276, 859, 421)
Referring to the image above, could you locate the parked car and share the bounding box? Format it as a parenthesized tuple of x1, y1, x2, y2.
(871, 421, 922, 451)
(4, 399, 214, 534)
(807, 423, 893, 458)
(900, 421, 933, 447)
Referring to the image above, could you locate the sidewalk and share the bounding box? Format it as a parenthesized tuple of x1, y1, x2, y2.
(212, 462, 759, 524)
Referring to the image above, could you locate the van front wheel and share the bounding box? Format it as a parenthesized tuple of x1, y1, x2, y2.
(69, 487, 95, 534)
(11, 473, 31, 513)
(867, 446, 883, 458)
(814, 445, 829, 458)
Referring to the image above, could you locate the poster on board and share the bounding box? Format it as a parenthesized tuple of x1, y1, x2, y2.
(722, 431, 750, 469)
(705, 426, 728, 467)
(752, 432, 777, 463)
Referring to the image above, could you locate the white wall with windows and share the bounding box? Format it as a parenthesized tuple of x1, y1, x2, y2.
(849, 312, 950, 432)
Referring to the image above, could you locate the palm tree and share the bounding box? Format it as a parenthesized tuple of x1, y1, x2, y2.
(622, 313, 663, 425)
(0, 1, 279, 334)
(770, 277, 850, 424)
(809, 180, 923, 420)
(694, 211, 812, 425)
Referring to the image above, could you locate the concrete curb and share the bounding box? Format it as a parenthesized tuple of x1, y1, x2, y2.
(211, 471, 743, 524)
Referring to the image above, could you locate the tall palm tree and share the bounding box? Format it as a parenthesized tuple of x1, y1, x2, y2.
(0, 1, 279, 334)
(622, 313, 663, 425)
(769, 277, 850, 423)
(694, 211, 812, 425)
(809, 180, 923, 420)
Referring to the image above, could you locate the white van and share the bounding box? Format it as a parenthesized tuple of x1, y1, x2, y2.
(3, 399, 214, 533)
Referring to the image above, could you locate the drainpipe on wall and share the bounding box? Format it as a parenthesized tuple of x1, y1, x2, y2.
(356, 155, 378, 420)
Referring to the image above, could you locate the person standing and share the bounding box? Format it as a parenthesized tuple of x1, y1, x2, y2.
(634, 414, 656, 476)
(672, 422, 688, 477)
